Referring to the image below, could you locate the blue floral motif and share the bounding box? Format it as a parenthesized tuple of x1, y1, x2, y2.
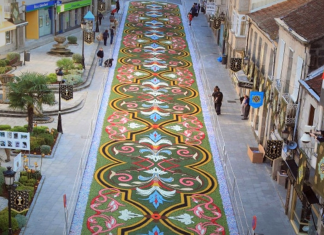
(140, 225, 164, 235)
(144, 190, 169, 209)
(150, 112, 162, 122)
(149, 131, 162, 142)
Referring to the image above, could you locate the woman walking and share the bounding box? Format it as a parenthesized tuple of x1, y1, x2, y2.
(110, 26, 115, 45)
(103, 30, 109, 46)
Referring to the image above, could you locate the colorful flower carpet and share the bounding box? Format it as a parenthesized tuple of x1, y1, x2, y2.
(71, 1, 237, 234)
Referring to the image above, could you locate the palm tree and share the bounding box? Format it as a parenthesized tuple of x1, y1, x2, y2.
(8, 72, 55, 132)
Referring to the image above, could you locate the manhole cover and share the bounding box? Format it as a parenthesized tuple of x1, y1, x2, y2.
(227, 100, 236, 103)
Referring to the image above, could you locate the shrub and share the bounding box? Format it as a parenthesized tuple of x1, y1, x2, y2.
(30, 136, 45, 152)
(27, 178, 36, 185)
(74, 63, 84, 70)
(0, 60, 6, 67)
(69, 69, 83, 75)
(0, 167, 7, 196)
(0, 125, 11, 130)
(5, 66, 12, 72)
(5, 59, 10, 65)
(0, 214, 19, 232)
(19, 176, 28, 184)
(10, 126, 28, 132)
(63, 74, 82, 85)
(72, 53, 82, 64)
(67, 36, 77, 44)
(46, 73, 57, 84)
(6, 52, 20, 61)
(56, 58, 74, 73)
(32, 126, 48, 135)
(15, 214, 27, 229)
(37, 133, 54, 146)
(20, 171, 27, 177)
(0, 67, 6, 74)
(40, 145, 51, 154)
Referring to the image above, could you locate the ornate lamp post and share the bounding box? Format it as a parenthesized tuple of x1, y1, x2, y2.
(81, 11, 95, 69)
(3, 167, 16, 235)
(56, 68, 64, 134)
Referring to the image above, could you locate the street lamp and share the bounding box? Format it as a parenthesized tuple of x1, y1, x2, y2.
(3, 167, 16, 235)
(56, 68, 64, 134)
(81, 20, 86, 69)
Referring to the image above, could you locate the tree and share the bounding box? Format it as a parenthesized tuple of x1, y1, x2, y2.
(8, 72, 55, 132)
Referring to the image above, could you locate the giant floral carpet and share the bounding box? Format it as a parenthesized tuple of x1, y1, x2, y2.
(71, 1, 236, 234)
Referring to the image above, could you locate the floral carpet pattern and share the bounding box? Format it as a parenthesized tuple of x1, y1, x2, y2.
(71, 2, 236, 234)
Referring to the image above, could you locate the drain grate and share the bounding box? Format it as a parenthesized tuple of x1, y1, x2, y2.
(227, 100, 236, 103)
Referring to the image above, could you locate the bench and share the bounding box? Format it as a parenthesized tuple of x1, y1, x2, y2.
(9, 57, 23, 69)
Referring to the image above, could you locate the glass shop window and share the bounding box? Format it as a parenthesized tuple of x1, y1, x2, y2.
(291, 190, 312, 234)
(5, 31, 11, 44)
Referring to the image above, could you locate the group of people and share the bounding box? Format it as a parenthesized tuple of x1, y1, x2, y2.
(211, 86, 223, 115)
(188, 3, 201, 26)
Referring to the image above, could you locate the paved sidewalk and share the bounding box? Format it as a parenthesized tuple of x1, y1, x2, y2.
(0, 1, 295, 235)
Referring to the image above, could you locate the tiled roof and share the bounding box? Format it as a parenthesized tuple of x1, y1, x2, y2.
(281, 0, 324, 43)
(247, 0, 309, 40)
(305, 74, 322, 97)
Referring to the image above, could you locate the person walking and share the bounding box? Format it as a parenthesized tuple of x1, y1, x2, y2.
(109, 13, 115, 22)
(194, 3, 199, 16)
(214, 87, 223, 115)
(242, 95, 250, 120)
(198, 3, 201, 14)
(113, 19, 119, 28)
(240, 95, 247, 116)
(98, 12, 103, 25)
(211, 86, 219, 111)
(190, 4, 197, 18)
(110, 26, 115, 45)
(97, 48, 104, 66)
(188, 12, 193, 26)
(116, 0, 120, 13)
(103, 30, 109, 46)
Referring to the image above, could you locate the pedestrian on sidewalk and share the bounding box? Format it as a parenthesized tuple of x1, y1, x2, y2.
(211, 86, 219, 111)
(97, 48, 104, 66)
(98, 12, 103, 25)
(188, 12, 193, 26)
(103, 30, 109, 46)
(113, 19, 119, 28)
(194, 3, 199, 16)
(110, 13, 115, 22)
(242, 95, 250, 120)
(214, 87, 223, 115)
(116, 0, 120, 13)
(240, 95, 247, 116)
(110, 26, 115, 45)
(190, 4, 197, 18)
(198, 3, 201, 14)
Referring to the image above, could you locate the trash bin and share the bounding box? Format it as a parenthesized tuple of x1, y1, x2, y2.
(24, 52, 30, 62)
(222, 54, 227, 65)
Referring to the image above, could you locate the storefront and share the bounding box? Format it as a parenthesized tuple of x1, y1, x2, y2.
(25, 1, 55, 39)
(56, 0, 91, 34)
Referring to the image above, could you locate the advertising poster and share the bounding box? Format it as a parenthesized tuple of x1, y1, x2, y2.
(0, 131, 30, 151)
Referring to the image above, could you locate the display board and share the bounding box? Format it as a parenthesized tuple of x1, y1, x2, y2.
(0, 131, 30, 151)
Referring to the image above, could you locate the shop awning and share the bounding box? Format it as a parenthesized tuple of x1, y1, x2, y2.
(285, 159, 298, 182)
(0, 21, 16, 33)
(15, 21, 28, 28)
(303, 185, 319, 205)
(233, 70, 253, 89)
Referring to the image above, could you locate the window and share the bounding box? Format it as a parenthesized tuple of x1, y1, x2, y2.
(231, 12, 236, 32)
(261, 43, 268, 74)
(268, 49, 274, 78)
(248, 28, 253, 55)
(239, 16, 247, 36)
(39, 16, 43, 28)
(308, 105, 315, 126)
(5, 31, 11, 44)
(46, 14, 50, 26)
(256, 37, 262, 67)
(284, 49, 294, 93)
(252, 32, 257, 61)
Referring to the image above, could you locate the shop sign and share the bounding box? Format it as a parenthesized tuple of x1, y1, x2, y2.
(238, 81, 253, 89)
(265, 140, 283, 161)
(26, 1, 56, 12)
(206, 1, 215, 15)
(57, 0, 91, 13)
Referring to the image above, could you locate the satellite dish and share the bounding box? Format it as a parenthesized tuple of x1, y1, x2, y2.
(287, 141, 297, 150)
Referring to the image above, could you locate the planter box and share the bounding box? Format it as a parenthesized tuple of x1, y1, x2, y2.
(247, 144, 264, 163)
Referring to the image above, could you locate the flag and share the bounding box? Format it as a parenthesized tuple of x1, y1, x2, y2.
(250, 91, 264, 108)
